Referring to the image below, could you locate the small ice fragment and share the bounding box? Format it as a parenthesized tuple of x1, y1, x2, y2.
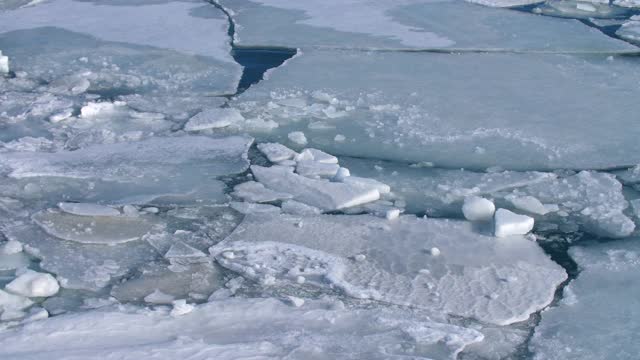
(281, 200, 322, 216)
(1, 240, 23, 255)
(144, 289, 175, 304)
(170, 299, 194, 316)
(0, 50, 9, 74)
(257, 143, 297, 163)
(494, 209, 535, 238)
(385, 208, 401, 220)
(334, 134, 346, 142)
(354, 254, 367, 262)
(430, 247, 441, 256)
(286, 296, 305, 307)
(6, 270, 60, 298)
(288, 131, 308, 145)
(296, 276, 306, 284)
(230, 202, 281, 214)
(184, 108, 244, 131)
(296, 161, 340, 178)
(507, 195, 549, 215)
(576, 2, 597, 11)
(462, 196, 496, 221)
(334, 167, 351, 181)
(340, 176, 391, 194)
(142, 207, 159, 214)
(297, 149, 338, 164)
(0, 289, 33, 313)
(122, 205, 139, 217)
(49, 109, 73, 123)
(58, 202, 121, 217)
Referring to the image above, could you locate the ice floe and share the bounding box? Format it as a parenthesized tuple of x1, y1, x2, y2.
(212, 213, 567, 325)
(494, 209, 535, 237)
(531, 239, 640, 359)
(462, 196, 496, 221)
(5, 270, 59, 298)
(184, 108, 245, 132)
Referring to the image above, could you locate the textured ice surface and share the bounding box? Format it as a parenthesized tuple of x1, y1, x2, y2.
(0, 135, 253, 181)
(530, 239, 640, 359)
(212, 213, 566, 325)
(184, 108, 245, 132)
(463, 196, 496, 221)
(218, 0, 632, 50)
(617, 16, 640, 45)
(466, 0, 543, 7)
(6, 270, 59, 298)
(232, 181, 293, 203)
(233, 50, 640, 170)
(0, 297, 484, 359)
(494, 209, 535, 237)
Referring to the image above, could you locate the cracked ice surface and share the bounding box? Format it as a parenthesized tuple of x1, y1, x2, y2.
(218, 0, 632, 51)
(530, 239, 640, 360)
(0, 298, 486, 360)
(211, 213, 567, 325)
(232, 49, 640, 170)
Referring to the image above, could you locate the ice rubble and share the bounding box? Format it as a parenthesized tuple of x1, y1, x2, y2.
(217, 0, 632, 51)
(232, 49, 640, 170)
(184, 108, 245, 132)
(0, 49, 8, 74)
(5, 270, 59, 298)
(212, 213, 567, 325)
(0, 298, 484, 360)
(617, 16, 640, 45)
(530, 239, 640, 359)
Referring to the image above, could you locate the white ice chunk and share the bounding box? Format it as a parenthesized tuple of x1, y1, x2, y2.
(232, 181, 293, 203)
(0, 50, 8, 74)
(170, 299, 194, 317)
(251, 165, 380, 211)
(33, 210, 161, 245)
(184, 108, 244, 131)
(280, 200, 322, 216)
(144, 289, 175, 305)
(6, 270, 59, 298)
(212, 213, 566, 325)
(287, 131, 308, 146)
(340, 176, 391, 195)
(617, 16, 640, 45)
(494, 209, 534, 238)
(256, 143, 298, 163)
(0, 290, 32, 314)
(230, 201, 282, 215)
(1, 240, 22, 255)
(506, 195, 549, 215)
(462, 196, 495, 221)
(296, 148, 338, 164)
(0, 298, 483, 359)
(295, 160, 340, 178)
(530, 239, 640, 359)
(58, 202, 120, 217)
(465, 0, 543, 7)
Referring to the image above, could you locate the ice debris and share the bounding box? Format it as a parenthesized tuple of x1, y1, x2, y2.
(494, 209, 535, 238)
(6, 270, 60, 298)
(184, 108, 244, 131)
(462, 196, 495, 221)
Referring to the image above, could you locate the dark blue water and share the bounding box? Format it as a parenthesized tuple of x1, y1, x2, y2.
(232, 47, 297, 94)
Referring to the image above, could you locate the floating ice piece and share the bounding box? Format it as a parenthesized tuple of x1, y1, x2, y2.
(295, 160, 340, 178)
(58, 202, 120, 217)
(530, 239, 640, 359)
(234, 49, 640, 170)
(184, 108, 244, 131)
(0, 135, 253, 181)
(494, 209, 534, 237)
(506, 195, 549, 215)
(340, 176, 391, 195)
(462, 196, 495, 221)
(212, 213, 566, 325)
(0, 297, 483, 359)
(170, 299, 194, 317)
(251, 165, 380, 211)
(296, 148, 338, 164)
(280, 200, 322, 216)
(0, 50, 8, 74)
(33, 210, 160, 245)
(6, 270, 59, 298)
(517, 171, 635, 238)
(256, 143, 297, 163)
(232, 181, 293, 203)
(287, 131, 307, 145)
(230, 201, 282, 215)
(164, 242, 207, 260)
(217, 0, 630, 51)
(144, 289, 175, 305)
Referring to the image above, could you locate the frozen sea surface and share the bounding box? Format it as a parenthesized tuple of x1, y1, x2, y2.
(0, 0, 639, 359)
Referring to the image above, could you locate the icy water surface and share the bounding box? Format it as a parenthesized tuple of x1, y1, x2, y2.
(1, 0, 640, 359)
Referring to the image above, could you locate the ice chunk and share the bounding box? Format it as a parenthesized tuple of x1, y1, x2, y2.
(1, 240, 22, 255)
(0, 297, 483, 359)
(143, 290, 175, 305)
(218, 0, 630, 51)
(164, 242, 207, 260)
(212, 213, 566, 325)
(33, 209, 161, 245)
(287, 131, 307, 145)
(232, 181, 293, 203)
(506, 195, 549, 215)
(615, 0, 640, 7)
(230, 201, 282, 215)
(280, 200, 322, 216)
(295, 160, 340, 178)
(530, 239, 640, 359)
(233, 50, 640, 170)
(256, 143, 297, 163)
(340, 176, 391, 195)
(0, 135, 253, 181)
(462, 196, 495, 221)
(0, 50, 8, 74)
(6, 270, 59, 298)
(466, 0, 543, 7)
(184, 108, 244, 131)
(251, 165, 380, 211)
(494, 209, 534, 237)
(170, 299, 194, 317)
(296, 148, 338, 164)
(58, 202, 120, 217)
(0, 290, 32, 314)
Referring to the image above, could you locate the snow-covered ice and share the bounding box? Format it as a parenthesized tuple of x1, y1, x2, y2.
(494, 209, 535, 237)
(184, 108, 245, 132)
(462, 196, 496, 221)
(212, 213, 567, 325)
(5, 270, 59, 298)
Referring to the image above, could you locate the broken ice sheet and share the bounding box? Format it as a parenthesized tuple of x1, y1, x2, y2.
(212, 213, 567, 326)
(218, 0, 632, 51)
(0, 297, 484, 360)
(233, 49, 640, 170)
(530, 239, 640, 360)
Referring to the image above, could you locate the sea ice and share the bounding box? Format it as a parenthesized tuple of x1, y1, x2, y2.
(256, 142, 298, 163)
(0, 297, 484, 359)
(184, 108, 245, 132)
(5, 270, 59, 298)
(530, 239, 640, 359)
(462, 196, 496, 221)
(0, 50, 8, 74)
(212, 213, 566, 325)
(617, 16, 640, 45)
(58, 202, 120, 217)
(494, 209, 535, 237)
(231, 181, 293, 203)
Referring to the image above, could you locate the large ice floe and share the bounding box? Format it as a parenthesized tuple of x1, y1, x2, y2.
(530, 239, 640, 359)
(212, 213, 567, 326)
